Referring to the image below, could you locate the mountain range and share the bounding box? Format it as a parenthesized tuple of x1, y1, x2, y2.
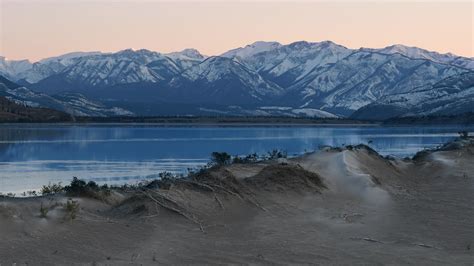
(1, 41, 473, 119)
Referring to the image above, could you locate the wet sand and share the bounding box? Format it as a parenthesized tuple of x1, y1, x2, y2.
(1, 138, 473, 265)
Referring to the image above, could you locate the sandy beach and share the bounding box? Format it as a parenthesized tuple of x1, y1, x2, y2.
(1, 138, 473, 265)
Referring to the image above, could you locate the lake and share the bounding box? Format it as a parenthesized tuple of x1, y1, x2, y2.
(1, 123, 473, 194)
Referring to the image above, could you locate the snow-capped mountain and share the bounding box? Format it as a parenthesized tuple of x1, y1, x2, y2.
(363, 44, 474, 70)
(38, 49, 168, 90)
(38, 51, 104, 65)
(165, 56, 284, 105)
(0, 52, 103, 84)
(222, 41, 282, 61)
(0, 75, 133, 117)
(1, 41, 473, 118)
(165, 48, 207, 70)
(283, 51, 468, 115)
(351, 72, 474, 120)
(30, 48, 210, 95)
(0, 57, 34, 82)
(223, 41, 352, 88)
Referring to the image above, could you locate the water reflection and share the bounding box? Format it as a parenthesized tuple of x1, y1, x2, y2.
(0, 124, 473, 194)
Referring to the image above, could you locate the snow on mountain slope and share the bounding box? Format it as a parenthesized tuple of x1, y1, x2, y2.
(221, 41, 282, 60)
(52, 92, 134, 117)
(2, 41, 473, 118)
(1, 52, 105, 84)
(264, 41, 350, 74)
(33, 48, 209, 92)
(34, 49, 175, 90)
(166, 56, 284, 104)
(0, 57, 33, 81)
(195, 105, 338, 118)
(351, 72, 474, 120)
(0, 75, 133, 117)
(394, 72, 474, 116)
(165, 48, 206, 70)
(38, 51, 104, 65)
(258, 106, 338, 118)
(284, 51, 470, 114)
(224, 41, 352, 89)
(366, 44, 474, 69)
(64, 58, 160, 86)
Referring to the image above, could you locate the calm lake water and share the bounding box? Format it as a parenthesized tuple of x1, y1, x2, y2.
(1, 123, 473, 194)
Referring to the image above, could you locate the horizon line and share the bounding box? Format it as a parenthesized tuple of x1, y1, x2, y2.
(2, 40, 472, 63)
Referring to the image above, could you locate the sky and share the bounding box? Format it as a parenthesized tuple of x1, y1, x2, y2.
(1, 0, 473, 62)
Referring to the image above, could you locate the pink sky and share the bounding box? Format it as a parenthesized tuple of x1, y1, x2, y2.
(1, 1, 473, 61)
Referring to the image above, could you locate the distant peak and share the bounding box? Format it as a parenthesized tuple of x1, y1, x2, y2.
(118, 48, 135, 53)
(246, 41, 281, 48)
(384, 44, 415, 51)
(318, 40, 337, 46)
(38, 51, 102, 63)
(288, 41, 311, 48)
(0, 56, 31, 64)
(287, 40, 341, 50)
(118, 48, 155, 54)
(166, 48, 205, 60)
(181, 48, 199, 53)
(136, 48, 154, 53)
(380, 44, 449, 57)
(221, 41, 282, 58)
(180, 48, 204, 58)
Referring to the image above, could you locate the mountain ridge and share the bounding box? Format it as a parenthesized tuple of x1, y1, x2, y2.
(1, 41, 472, 119)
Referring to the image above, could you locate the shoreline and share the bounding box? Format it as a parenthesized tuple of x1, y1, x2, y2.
(1, 134, 473, 196)
(1, 137, 473, 264)
(0, 113, 473, 126)
(1, 122, 474, 128)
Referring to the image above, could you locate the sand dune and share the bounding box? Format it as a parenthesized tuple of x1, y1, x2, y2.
(1, 138, 473, 264)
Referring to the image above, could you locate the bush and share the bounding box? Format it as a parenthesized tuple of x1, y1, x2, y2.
(40, 202, 49, 218)
(232, 153, 259, 164)
(41, 183, 63, 195)
(146, 171, 181, 190)
(64, 177, 87, 195)
(27, 191, 38, 197)
(158, 171, 176, 180)
(63, 177, 110, 200)
(232, 156, 244, 164)
(211, 152, 232, 166)
(267, 149, 287, 160)
(65, 199, 79, 220)
(458, 131, 469, 139)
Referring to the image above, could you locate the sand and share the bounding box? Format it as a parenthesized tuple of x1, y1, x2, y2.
(1, 138, 473, 265)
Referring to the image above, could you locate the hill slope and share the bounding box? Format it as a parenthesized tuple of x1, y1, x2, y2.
(0, 96, 71, 122)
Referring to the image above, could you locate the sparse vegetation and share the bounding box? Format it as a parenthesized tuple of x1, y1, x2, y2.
(22, 191, 38, 197)
(158, 171, 176, 180)
(63, 177, 111, 200)
(39, 202, 49, 218)
(41, 182, 63, 195)
(267, 149, 287, 160)
(458, 131, 469, 139)
(65, 199, 80, 220)
(0, 192, 16, 198)
(211, 152, 232, 166)
(145, 171, 183, 190)
(232, 153, 259, 164)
